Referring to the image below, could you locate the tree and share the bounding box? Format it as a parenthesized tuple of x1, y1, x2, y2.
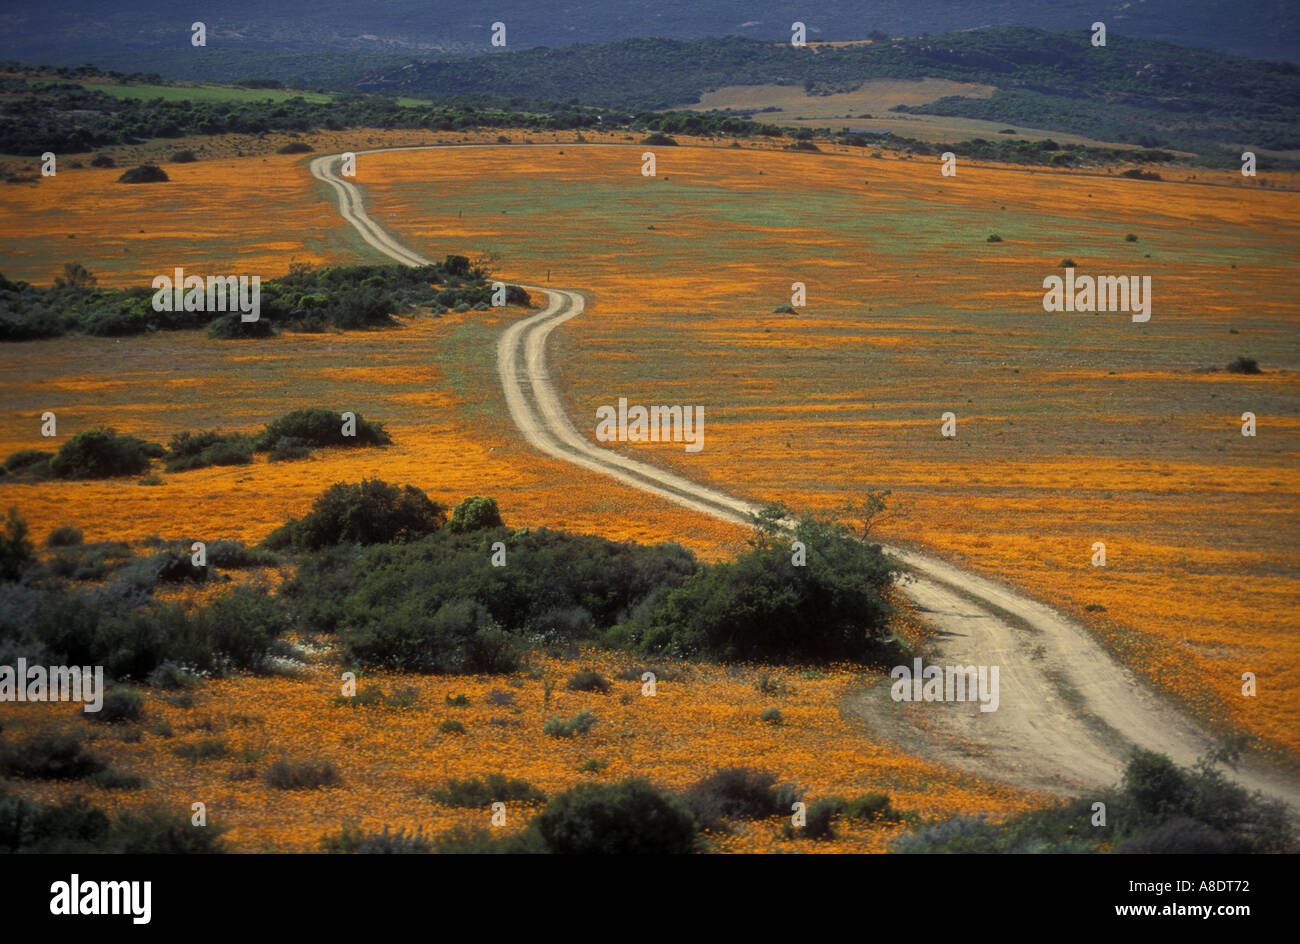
(54, 263, 97, 292)
(840, 489, 892, 540)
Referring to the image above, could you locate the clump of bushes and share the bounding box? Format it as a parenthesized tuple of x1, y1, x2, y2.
(893, 749, 1293, 854)
(263, 479, 445, 550)
(641, 133, 678, 146)
(437, 719, 465, 734)
(171, 150, 198, 163)
(0, 794, 225, 853)
(429, 774, 546, 808)
(253, 408, 390, 453)
(1121, 168, 1162, 180)
(277, 141, 314, 154)
(986, 233, 1003, 242)
(165, 430, 254, 472)
(264, 757, 340, 789)
(0, 733, 106, 779)
(1225, 356, 1261, 374)
(48, 429, 163, 479)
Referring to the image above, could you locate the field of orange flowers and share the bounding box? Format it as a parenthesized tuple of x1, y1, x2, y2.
(0, 132, 1296, 852)
(0, 646, 1043, 853)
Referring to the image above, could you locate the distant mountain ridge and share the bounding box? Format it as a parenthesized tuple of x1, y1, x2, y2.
(1, 0, 1297, 63)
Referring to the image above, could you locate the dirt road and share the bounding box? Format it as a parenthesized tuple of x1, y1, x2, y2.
(309, 147, 1300, 810)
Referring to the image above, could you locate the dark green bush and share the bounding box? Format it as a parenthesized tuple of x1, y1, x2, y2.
(531, 779, 698, 854)
(171, 150, 199, 163)
(0, 506, 34, 581)
(565, 668, 611, 693)
(448, 495, 503, 533)
(322, 821, 432, 854)
(254, 409, 390, 451)
(49, 429, 163, 479)
(430, 774, 546, 808)
(1226, 356, 1261, 374)
(206, 314, 276, 339)
(45, 524, 83, 547)
(3, 450, 53, 478)
(264, 757, 340, 789)
(276, 141, 314, 154)
(165, 431, 255, 472)
(264, 479, 444, 551)
(687, 767, 797, 829)
(0, 734, 105, 779)
(89, 685, 144, 723)
(543, 709, 597, 738)
(117, 164, 169, 183)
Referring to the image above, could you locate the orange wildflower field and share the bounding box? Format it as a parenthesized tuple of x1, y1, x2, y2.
(0, 132, 1296, 849)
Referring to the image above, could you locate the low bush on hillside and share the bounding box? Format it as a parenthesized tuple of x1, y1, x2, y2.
(543, 710, 597, 738)
(429, 774, 547, 808)
(264, 757, 340, 790)
(893, 748, 1293, 854)
(2, 450, 54, 478)
(253, 408, 390, 452)
(686, 767, 801, 830)
(0, 733, 105, 779)
(448, 495, 503, 533)
(48, 429, 163, 479)
(0, 793, 226, 853)
(171, 150, 198, 163)
(565, 668, 611, 693)
(0, 507, 34, 581)
(117, 164, 169, 183)
(530, 779, 698, 854)
(165, 430, 255, 472)
(1225, 356, 1261, 374)
(263, 479, 442, 551)
(276, 141, 314, 154)
(45, 525, 83, 547)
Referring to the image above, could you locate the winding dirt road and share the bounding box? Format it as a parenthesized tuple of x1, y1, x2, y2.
(309, 148, 1300, 810)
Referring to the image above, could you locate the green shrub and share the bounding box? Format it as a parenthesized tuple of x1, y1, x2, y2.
(430, 774, 546, 808)
(444, 693, 469, 706)
(0, 506, 34, 580)
(437, 719, 466, 735)
(322, 821, 432, 853)
(264, 757, 340, 789)
(206, 539, 276, 568)
(87, 768, 147, 790)
(628, 512, 897, 662)
(165, 431, 254, 472)
(3, 450, 53, 478)
(89, 154, 115, 168)
(171, 150, 199, 163)
(49, 429, 162, 479)
(117, 164, 169, 183)
(986, 233, 1003, 242)
(543, 709, 597, 738)
(173, 738, 229, 761)
(1125, 233, 1139, 242)
(109, 808, 225, 853)
(841, 792, 901, 822)
(642, 133, 678, 146)
(448, 496, 503, 533)
(277, 141, 314, 154)
(1225, 356, 1261, 374)
(265, 479, 444, 551)
(45, 524, 83, 547)
(760, 707, 783, 725)
(0, 734, 105, 779)
(254, 408, 390, 451)
(687, 767, 797, 829)
(565, 668, 611, 694)
(89, 685, 144, 723)
(531, 779, 697, 854)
